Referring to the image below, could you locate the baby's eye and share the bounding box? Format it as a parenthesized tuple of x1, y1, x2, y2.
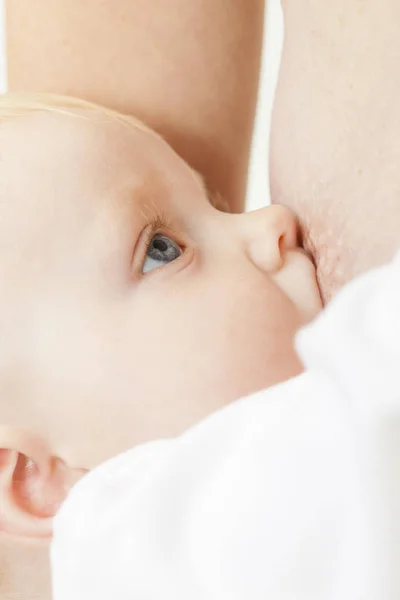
(142, 233, 182, 273)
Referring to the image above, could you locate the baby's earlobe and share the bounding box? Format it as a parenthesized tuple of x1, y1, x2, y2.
(0, 426, 74, 541)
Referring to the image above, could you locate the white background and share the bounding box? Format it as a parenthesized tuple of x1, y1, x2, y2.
(0, 0, 284, 210)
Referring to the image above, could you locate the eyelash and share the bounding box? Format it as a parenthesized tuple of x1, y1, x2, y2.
(139, 208, 184, 267)
(140, 207, 176, 253)
(145, 209, 171, 235)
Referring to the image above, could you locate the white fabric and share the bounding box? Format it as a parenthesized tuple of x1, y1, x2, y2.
(51, 252, 400, 600)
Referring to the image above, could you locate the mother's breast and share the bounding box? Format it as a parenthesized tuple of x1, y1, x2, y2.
(270, 0, 400, 298)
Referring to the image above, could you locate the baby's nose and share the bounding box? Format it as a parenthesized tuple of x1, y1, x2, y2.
(241, 205, 298, 273)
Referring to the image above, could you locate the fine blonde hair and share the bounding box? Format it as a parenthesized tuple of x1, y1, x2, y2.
(0, 92, 154, 134)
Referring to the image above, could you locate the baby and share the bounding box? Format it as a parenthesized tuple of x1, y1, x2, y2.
(0, 93, 322, 600)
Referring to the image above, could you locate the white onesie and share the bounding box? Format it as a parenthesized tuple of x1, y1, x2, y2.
(51, 252, 400, 600)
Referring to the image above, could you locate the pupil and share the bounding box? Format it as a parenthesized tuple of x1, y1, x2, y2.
(153, 238, 168, 252)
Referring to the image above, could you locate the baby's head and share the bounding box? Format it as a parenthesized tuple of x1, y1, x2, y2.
(0, 93, 321, 598)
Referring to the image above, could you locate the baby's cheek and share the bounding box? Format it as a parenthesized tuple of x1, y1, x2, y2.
(196, 316, 299, 401)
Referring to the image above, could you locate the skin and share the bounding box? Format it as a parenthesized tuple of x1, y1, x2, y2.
(4, 0, 400, 596)
(7, 0, 400, 302)
(271, 0, 400, 302)
(0, 110, 321, 599)
(0, 110, 321, 461)
(6, 0, 265, 213)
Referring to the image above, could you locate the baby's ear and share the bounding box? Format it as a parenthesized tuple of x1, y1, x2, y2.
(0, 426, 76, 540)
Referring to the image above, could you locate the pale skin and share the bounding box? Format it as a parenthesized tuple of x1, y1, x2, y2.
(6, 0, 265, 214)
(3, 6, 266, 592)
(8, 0, 400, 297)
(272, 0, 400, 301)
(0, 109, 321, 599)
(3, 0, 400, 598)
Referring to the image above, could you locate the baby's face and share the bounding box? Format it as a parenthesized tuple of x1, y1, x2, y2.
(0, 111, 322, 468)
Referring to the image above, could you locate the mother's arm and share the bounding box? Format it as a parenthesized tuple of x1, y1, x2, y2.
(6, 0, 264, 212)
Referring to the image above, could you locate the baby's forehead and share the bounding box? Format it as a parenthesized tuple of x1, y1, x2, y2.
(0, 110, 190, 228)
(0, 112, 176, 268)
(0, 111, 204, 270)
(1, 110, 159, 187)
